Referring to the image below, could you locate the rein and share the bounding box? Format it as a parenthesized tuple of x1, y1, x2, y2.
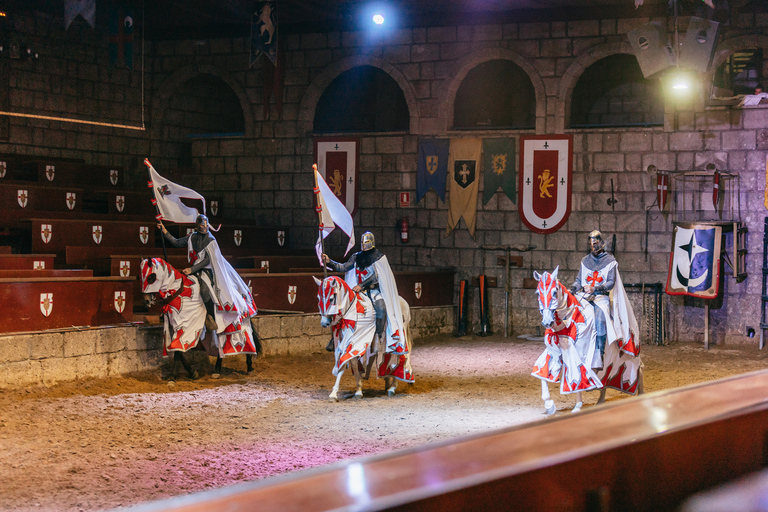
(159, 279, 186, 307)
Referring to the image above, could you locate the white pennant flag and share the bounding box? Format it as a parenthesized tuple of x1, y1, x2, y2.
(314, 165, 354, 264)
(145, 159, 206, 224)
(65, 0, 96, 29)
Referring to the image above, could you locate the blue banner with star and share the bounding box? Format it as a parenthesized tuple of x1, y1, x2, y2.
(666, 223, 722, 299)
(417, 138, 449, 203)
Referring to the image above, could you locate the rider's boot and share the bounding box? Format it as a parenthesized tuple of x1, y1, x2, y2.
(204, 298, 217, 331)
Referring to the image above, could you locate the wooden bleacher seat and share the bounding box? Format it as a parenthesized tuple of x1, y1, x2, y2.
(31, 218, 157, 258)
(234, 254, 319, 272)
(17, 160, 125, 189)
(241, 270, 456, 314)
(0, 183, 84, 215)
(0, 276, 133, 333)
(0, 254, 56, 270)
(67, 247, 187, 274)
(0, 246, 11, 254)
(0, 269, 93, 278)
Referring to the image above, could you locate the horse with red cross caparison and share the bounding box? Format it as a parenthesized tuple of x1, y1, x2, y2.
(532, 266, 644, 415)
(314, 275, 413, 402)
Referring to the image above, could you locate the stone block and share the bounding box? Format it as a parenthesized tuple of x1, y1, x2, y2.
(427, 26, 456, 43)
(1, 360, 42, 388)
(0, 335, 29, 364)
(253, 315, 281, 339)
(519, 22, 549, 39)
(742, 109, 768, 129)
(41, 357, 80, 386)
(280, 316, 304, 338)
(411, 44, 440, 62)
(261, 337, 288, 357)
(287, 336, 312, 355)
(593, 153, 625, 172)
(722, 130, 757, 150)
(97, 328, 129, 354)
(76, 353, 110, 379)
(302, 315, 326, 336)
(30, 332, 65, 360)
(669, 132, 704, 151)
(619, 132, 652, 152)
(540, 38, 572, 58)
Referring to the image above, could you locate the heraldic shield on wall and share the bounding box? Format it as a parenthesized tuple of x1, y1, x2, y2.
(666, 223, 722, 299)
(314, 137, 360, 216)
(518, 135, 573, 235)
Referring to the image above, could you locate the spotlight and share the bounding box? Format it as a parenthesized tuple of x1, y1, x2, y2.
(372, 13, 384, 25)
(668, 70, 694, 95)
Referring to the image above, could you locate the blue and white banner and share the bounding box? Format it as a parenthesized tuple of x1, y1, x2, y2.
(666, 223, 721, 299)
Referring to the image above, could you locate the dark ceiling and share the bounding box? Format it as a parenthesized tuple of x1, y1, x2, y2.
(1, 0, 759, 40)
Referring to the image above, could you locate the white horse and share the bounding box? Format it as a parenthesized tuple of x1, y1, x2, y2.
(314, 275, 413, 401)
(140, 258, 260, 380)
(532, 267, 644, 415)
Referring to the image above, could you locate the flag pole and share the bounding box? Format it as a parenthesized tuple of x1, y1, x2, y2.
(145, 158, 168, 262)
(313, 164, 327, 281)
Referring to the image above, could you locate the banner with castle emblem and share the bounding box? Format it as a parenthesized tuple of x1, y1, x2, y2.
(114, 291, 126, 313)
(314, 137, 360, 216)
(446, 138, 481, 238)
(41, 224, 52, 244)
(46, 165, 55, 182)
(110, 169, 119, 185)
(518, 135, 572, 235)
(417, 138, 449, 202)
(119, 260, 131, 277)
(116, 195, 125, 212)
(482, 138, 516, 204)
(0, 161, 6, 178)
(17, 189, 28, 208)
(287, 285, 297, 304)
(277, 230, 285, 246)
(66, 192, 76, 210)
(666, 223, 721, 299)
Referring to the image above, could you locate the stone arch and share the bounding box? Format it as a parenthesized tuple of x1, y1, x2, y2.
(556, 41, 634, 132)
(297, 56, 420, 134)
(707, 34, 768, 92)
(151, 64, 255, 139)
(436, 48, 546, 134)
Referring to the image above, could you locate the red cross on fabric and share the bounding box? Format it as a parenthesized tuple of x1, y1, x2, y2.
(586, 271, 603, 286)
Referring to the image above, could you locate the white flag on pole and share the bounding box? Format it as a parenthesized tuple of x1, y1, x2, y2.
(314, 166, 354, 264)
(145, 159, 206, 224)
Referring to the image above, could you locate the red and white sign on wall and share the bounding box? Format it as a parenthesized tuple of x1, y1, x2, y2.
(518, 134, 573, 235)
(314, 137, 360, 216)
(400, 192, 410, 208)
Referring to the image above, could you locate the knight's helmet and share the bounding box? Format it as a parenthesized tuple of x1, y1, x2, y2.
(588, 229, 605, 252)
(196, 214, 209, 232)
(361, 231, 375, 251)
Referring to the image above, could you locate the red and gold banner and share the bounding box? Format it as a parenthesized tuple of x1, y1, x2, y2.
(518, 135, 573, 234)
(314, 137, 360, 216)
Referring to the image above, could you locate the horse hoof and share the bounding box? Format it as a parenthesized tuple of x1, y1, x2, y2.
(168, 380, 176, 388)
(353, 392, 363, 400)
(328, 396, 339, 403)
(545, 400, 556, 416)
(387, 388, 395, 397)
(211, 373, 221, 379)
(572, 402, 583, 413)
(190, 370, 199, 380)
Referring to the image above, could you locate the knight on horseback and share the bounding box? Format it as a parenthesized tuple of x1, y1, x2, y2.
(158, 215, 220, 331)
(322, 232, 400, 350)
(571, 230, 643, 400)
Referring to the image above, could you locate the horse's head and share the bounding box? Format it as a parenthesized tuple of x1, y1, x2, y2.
(533, 266, 562, 330)
(140, 258, 183, 308)
(313, 276, 353, 328)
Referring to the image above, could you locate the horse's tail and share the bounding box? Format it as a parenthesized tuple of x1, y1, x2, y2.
(252, 330, 263, 356)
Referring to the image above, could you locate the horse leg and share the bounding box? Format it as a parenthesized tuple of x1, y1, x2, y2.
(168, 352, 181, 383)
(212, 357, 222, 379)
(351, 362, 363, 400)
(572, 391, 583, 413)
(596, 387, 607, 405)
(542, 380, 556, 416)
(246, 354, 254, 374)
(329, 368, 344, 402)
(637, 366, 644, 394)
(179, 352, 198, 380)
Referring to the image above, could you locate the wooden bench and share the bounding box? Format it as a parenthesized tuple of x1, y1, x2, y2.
(0, 276, 133, 333)
(19, 161, 125, 188)
(243, 271, 456, 313)
(31, 219, 157, 255)
(127, 371, 768, 512)
(67, 247, 187, 273)
(234, 255, 320, 273)
(0, 269, 93, 278)
(0, 254, 56, 270)
(0, 183, 84, 213)
(0, 246, 11, 254)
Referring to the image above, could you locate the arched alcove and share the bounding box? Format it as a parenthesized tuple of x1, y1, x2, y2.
(452, 59, 536, 130)
(313, 65, 409, 133)
(163, 73, 245, 139)
(569, 54, 663, 128)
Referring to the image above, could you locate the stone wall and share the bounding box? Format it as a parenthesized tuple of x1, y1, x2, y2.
(2, 7, 768, 344)
(0, 306, 454, 388)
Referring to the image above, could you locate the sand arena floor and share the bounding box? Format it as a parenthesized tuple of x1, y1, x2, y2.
(1, 333, 767, 512)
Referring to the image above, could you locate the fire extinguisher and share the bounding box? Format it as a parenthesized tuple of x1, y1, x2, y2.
(399, 217, 409, 243)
